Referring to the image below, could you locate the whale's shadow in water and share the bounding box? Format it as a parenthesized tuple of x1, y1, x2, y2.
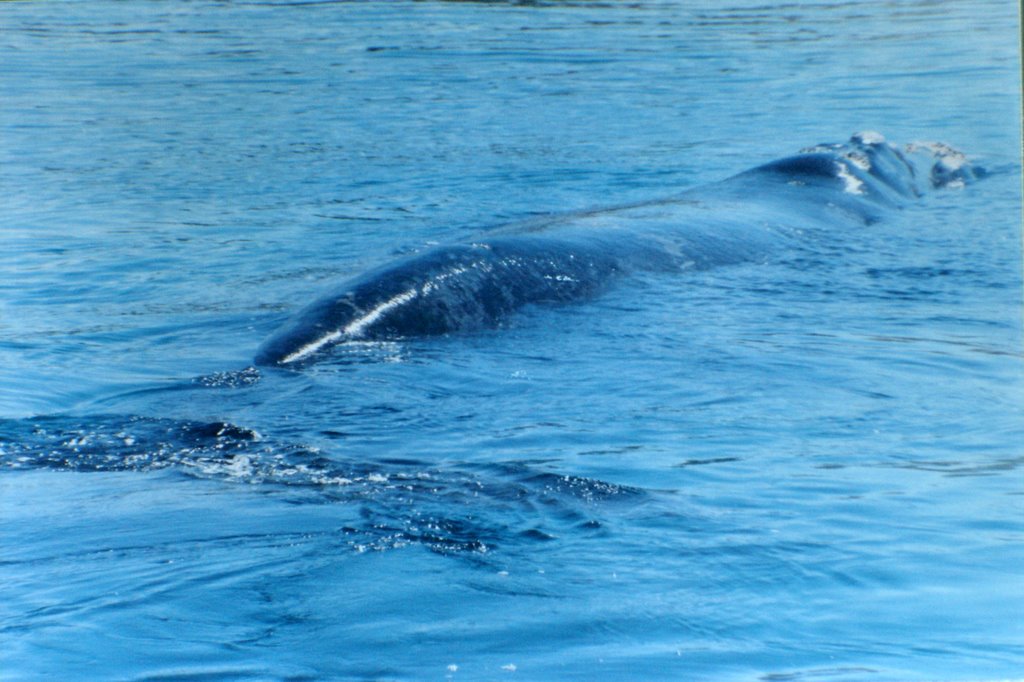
(255, 133, 982, 367)
(0, 412, 645, 562)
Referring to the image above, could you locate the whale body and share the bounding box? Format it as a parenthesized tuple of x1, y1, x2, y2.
(255, 133, 980, 366)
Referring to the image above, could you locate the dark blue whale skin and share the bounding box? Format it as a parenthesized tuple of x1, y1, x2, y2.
(255, 133, 981, 366)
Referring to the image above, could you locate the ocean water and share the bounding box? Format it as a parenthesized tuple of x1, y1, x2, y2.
(1, 1, 1022, 680)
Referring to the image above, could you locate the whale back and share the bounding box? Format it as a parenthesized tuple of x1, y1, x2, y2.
(255, 237, 632, 366)
(256, 134, 982, 367)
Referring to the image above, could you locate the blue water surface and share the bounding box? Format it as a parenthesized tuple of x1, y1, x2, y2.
(1, 1, 1022, 680)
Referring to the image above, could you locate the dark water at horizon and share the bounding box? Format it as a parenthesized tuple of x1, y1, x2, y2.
(1, 1, 1022, 680)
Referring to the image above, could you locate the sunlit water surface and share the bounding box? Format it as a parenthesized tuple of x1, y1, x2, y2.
(1, 1, 1021, 680)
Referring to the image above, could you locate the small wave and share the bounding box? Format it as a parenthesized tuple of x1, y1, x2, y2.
(1, 415, 649, 558)
(191, 366, 262, 389)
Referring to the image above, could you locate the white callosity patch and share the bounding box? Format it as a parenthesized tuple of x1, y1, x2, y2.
(905, 140, 973, 189)
(799, 144, 873, 173)
(851, 130, 887, 145)
(907, 140, 969, 171)
(835, 161, 866, 195)
(799, 142, 843, 154)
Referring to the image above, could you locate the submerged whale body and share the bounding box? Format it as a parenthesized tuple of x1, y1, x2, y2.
(256, 133, 980, 366)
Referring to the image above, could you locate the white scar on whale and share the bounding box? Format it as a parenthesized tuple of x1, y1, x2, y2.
(280, 287, 421, 364)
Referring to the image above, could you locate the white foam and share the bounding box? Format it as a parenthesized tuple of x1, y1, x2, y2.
(219, 455, 254, 478)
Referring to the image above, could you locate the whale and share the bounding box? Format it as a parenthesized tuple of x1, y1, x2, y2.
(255, 133, 981, 366)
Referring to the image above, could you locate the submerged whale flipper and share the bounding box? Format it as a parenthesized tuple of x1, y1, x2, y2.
(255, 133, 981, 367)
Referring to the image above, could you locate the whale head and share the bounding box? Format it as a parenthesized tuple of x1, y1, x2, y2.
(903, 140, 986, 189)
